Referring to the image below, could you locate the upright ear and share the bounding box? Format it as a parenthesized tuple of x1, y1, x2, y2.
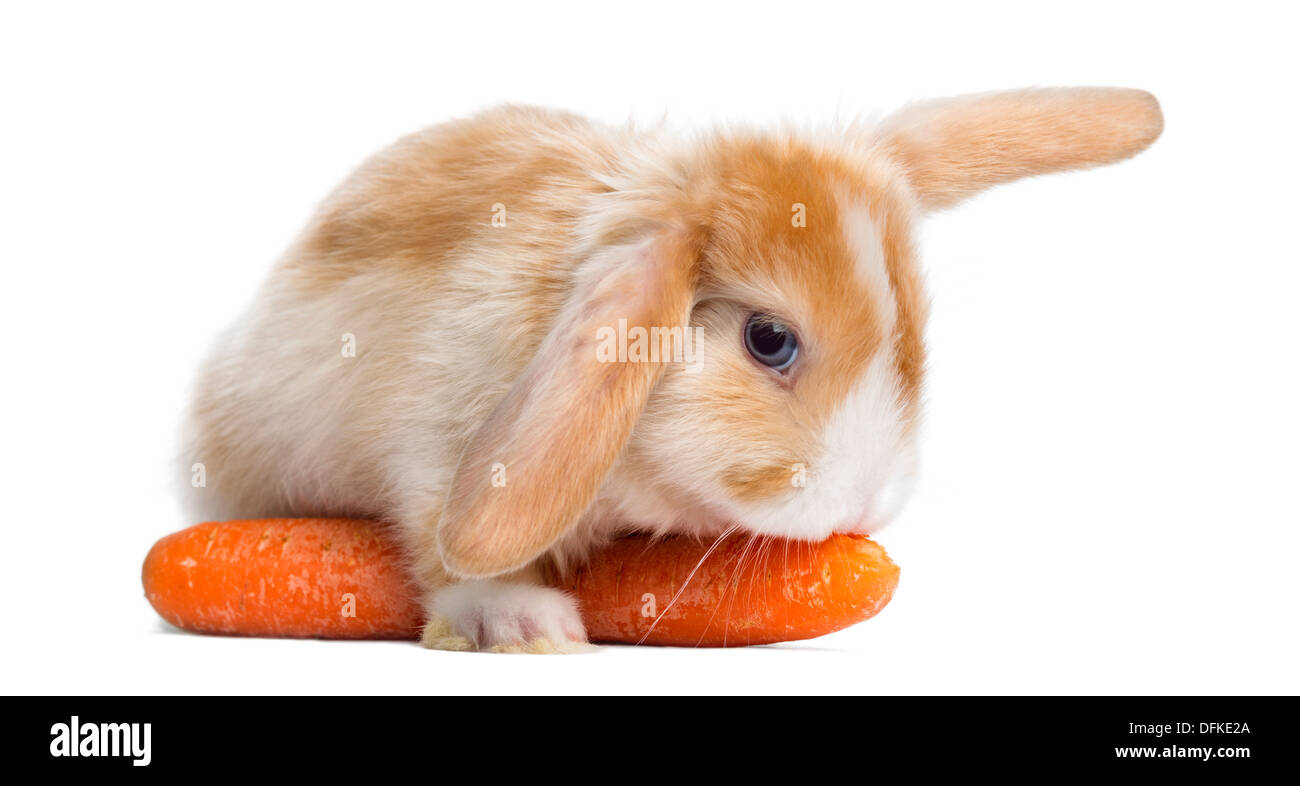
(437, 232, 700, 578)
(876, 87, 1163, 211)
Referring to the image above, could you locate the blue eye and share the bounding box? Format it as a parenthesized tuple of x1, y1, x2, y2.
(744, 314, 798, 371)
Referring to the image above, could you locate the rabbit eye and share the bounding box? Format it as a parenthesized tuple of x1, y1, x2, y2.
(744, 314, 798, 372)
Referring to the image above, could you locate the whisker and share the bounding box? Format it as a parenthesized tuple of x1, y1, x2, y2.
(702, 529, 761, 647)
(638, 522, 740, 645)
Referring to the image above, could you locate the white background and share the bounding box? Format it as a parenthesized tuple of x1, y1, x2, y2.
(2, 1, 1297, 695)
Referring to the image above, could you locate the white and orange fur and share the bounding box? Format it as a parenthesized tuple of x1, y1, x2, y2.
(181, 88, 1163, 651)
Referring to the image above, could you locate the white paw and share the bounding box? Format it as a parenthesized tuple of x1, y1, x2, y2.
(421, 580, 591, 653)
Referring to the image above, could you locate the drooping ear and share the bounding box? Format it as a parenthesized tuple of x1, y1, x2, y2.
(875, 87, 1163, 211)
(436, 232, 700, 578)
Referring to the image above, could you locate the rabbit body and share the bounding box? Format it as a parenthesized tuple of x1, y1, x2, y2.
(183, 91, 1163, 650)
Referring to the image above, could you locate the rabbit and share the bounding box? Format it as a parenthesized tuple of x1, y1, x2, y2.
(181, 88, 1163, 651)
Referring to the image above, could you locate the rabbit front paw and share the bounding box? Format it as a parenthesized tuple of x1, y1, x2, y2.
(421, 580, 591, 653)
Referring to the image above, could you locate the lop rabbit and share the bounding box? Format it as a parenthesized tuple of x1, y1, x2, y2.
(182, 88, 1162, 650)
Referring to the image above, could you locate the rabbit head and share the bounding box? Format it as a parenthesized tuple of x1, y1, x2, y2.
(437, 88, 1163, 577)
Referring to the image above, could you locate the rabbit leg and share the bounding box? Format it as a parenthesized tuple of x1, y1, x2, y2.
(421, 574, 591, 653)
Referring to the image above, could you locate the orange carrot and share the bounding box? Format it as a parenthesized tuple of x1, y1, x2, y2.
(143, 519, 424, 639)
(556, 532, 898, 646)
(143, 518, 898, 646)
